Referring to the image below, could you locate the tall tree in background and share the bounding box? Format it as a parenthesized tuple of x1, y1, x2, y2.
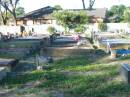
(89, 0, 95, 10)
(124, 9, 130, 22)
(81, 0, 95, 10)
(0, 3, 8, 25)
(16, 7, 25, 16)
(54, 5, 62, 10)
(82, 0, 86, 9)
(108, 5, 126, 22)
(109, 5, 126, 17)
(53, 11, 89, 33)
(0, 0, 20, 25)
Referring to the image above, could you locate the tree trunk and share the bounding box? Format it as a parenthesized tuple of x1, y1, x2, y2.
(3, 19, 7, 25)
(82, 0, 86, 9)
(89, 0, 95, 10)
(12, 10, 17, 25)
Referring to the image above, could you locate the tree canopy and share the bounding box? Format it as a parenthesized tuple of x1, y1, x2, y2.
(0, 0, 20, 25)
(108, 5, 126, 22)
(53, 10, 89, 33)
(54, 5, 62, 10)
(16, 7, 25, 16)
(124, 9, 130, 22)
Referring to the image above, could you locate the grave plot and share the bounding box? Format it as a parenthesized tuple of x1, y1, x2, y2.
(0, 58, 18, 81)
(0, 39, 43, 59)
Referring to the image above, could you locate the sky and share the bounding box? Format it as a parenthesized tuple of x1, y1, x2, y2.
(20, 0, 130, 13)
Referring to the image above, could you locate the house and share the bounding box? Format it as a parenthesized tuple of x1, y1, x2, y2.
(16, 6, 107, 26)
(16, 6, 55, 25)
(86, 8, 107, 23)
(65, 8, 107, 23)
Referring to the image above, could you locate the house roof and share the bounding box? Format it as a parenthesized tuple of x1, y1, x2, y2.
(17, 6, 107, 20)
(65, 8, 107, 19)
(17, 6, 55, 20)
(86, 8, 107, 19)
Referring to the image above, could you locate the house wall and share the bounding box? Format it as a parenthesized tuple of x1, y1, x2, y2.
(90, 17, 104, 23)
(0, 23, 129, 35)
(90, 23, 129, 32)
(17, 19, 54, 26)
(27, 20, 34, 25)
(16, 20, 26, 25)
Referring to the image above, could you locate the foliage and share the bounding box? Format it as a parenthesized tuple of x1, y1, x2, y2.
(98, 22, 107, 32)
(124, 9, 130, 23)
(53, 10, 89, 33)
(109, 5, 126, 17)
(108, 5, 126, 22)
(47, 26, 56, 34)
(74, 25, 86, 33)
(54, 5, 62, 10)
(0, 6, 8, 25)
(0, 0, 20, 25)
(16, 7, 25, 16)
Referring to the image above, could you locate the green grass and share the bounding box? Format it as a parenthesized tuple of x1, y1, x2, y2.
(0, 55, 130, 97)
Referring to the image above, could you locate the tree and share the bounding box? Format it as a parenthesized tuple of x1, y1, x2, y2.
(0, 0, 20, 25)
(108, 5, 126, 22)
(81, 0, 95, 10)
(54, 5, 62, 10)
(110, 5, 126, 16)
(0, 4, 8, 25)
(16, 7, 25, 16)
(89, 0, 95, 10)
(82, 0, 86, 9)
(98, 22, 107, 32)
(124, 9, 130, 22)
(53, 10, 89, 33)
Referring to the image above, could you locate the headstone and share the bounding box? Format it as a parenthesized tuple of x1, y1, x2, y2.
(121, 64, 130, 83)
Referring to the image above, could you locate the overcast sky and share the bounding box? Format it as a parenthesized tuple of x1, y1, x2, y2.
(20, 0, 130, 13)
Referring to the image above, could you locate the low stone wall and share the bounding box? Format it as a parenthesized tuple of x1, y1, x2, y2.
(43, 47, 105, 57)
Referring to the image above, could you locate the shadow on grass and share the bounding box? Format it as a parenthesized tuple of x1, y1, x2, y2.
(12, 62, 36, 73)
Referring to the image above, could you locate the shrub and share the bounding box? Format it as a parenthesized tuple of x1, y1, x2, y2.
(98, 22, 107, 32)
(74, 25, 86, 33)
(47, 26, 56, 35)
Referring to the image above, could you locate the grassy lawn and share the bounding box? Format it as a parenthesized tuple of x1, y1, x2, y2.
(0, 54, 130, 97)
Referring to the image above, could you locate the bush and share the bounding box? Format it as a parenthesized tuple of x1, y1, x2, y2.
(98, 22, 107, 32)
(47, 26, 56, 35)
(74, 25, 86, 33)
